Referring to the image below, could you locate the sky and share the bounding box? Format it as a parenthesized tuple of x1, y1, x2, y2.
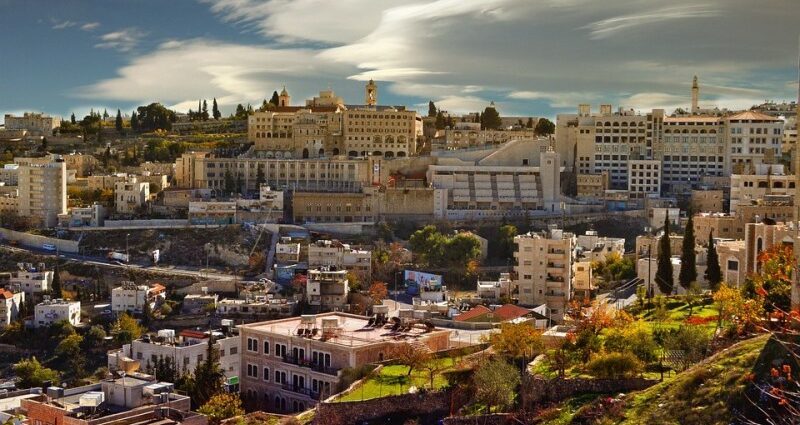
(1, 0, 798, 123)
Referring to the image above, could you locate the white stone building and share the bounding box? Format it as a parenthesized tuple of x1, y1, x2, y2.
(34, 299, 80, 327)
(115, 176, 150, 214)
(0, 288, 24, 327)
(111, 282, 166, 314)
(9, 267, 52, 297)
(108, 328, 240, 378)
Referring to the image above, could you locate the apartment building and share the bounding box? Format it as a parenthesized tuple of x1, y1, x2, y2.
(693, 213, 744, 245)
(513, 227, 574, 322)
(476, 273, 513, 303)
(34, 299, 80, 327)
(573, 261, 593, 299)
(238, 312, 450, 413)
(111, 282, 166, 314)
(307, 240, 371, 274)
(0, 288, 24, 327)
(108, 327, 240, 378)
(115, 176, 150, 214)
(306, 268, 349, 311)
(16, 157, 67, 227)
(627, 159, 661, 198)
(8, 267, 52, 297)
(729, 164, 794, 215)
(0, 163, 19, 185)
(576, 172, 609, 199)
(575, 231, 625, 262)
(4, 112, 61, 136)
(691, 189, 724, 213)
(275, 240, 301, 263)
(556, 79, 784, 196)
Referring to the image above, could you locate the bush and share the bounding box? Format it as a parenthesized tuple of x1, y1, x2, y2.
(586, 352, 643, 379)
(604, 323, 658, 363)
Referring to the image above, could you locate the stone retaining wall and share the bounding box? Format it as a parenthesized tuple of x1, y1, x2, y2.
(522, 376, 657, 410)
(443, 414, 516, 425)
(315, 391, 452, 425)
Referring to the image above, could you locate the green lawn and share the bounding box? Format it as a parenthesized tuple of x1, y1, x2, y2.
(335, 357, 457, 402)
(633, 300, 719, 334)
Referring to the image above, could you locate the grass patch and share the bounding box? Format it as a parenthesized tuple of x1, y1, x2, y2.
(334, 357, 457, 402)
(614, 334, 770, 425)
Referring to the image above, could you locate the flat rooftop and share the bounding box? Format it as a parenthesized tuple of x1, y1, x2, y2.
(239, 312, 448, 348)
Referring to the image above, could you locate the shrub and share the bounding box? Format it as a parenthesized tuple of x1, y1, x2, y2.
(586, 352, 643, 379)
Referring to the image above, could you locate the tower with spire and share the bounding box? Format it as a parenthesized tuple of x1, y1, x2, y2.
(279, 86, 291, 107)
(691, 76, 699, 114)
(365, 79, 377, 106)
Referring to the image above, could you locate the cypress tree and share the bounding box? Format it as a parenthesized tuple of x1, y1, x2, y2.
(201, 100, 209, 121)
(427, 101, 437, 117)
(656, 213, 674, 295)
(212, 98, 221, 120)
(269, 91, 280, 106)
(131, 111, 139, 131)
(115, 109, 123, 132)
(51, 265, 62, 299)
(705, 230, 722, 290)
(679, 212, 697, 290)
(70, 113, 76, 124)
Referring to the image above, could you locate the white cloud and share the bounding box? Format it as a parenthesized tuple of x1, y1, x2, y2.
(95, 27, 146, 52)
(52, 20, 76, 30)
(583, 5, 720, 40)
(75, 0, 799, 118)
(76, 39, 352, 111)
(202, 0, 398, 44)
(81, 22, 100, 31)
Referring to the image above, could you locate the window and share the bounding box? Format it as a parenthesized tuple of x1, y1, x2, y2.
(263, 367, 270, 381)
(246, 363, 258, 378)
(275, 343, 287, 358)
(263, 340, 270, 354)
(247, 337, 258, 352)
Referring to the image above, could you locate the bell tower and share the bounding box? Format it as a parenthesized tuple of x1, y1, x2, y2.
(279, 86, 290, 107)
(691, 76, 699, 114)
(365, 79, 377, 106)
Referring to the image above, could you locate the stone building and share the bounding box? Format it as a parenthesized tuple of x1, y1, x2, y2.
(513, 227, 574, 322)
(15, 157, 67, 227)
(4, 112, 61, 136)
(238, 312, 450, 414)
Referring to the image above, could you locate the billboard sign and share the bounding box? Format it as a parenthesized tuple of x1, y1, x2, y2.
(403, 270, 443, 295)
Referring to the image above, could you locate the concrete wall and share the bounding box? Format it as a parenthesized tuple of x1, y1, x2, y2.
(0, 228, 80, 253)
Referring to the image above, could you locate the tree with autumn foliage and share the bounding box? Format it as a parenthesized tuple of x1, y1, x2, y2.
(743, 244, 793, 316)
(390, 342, 432, 377)
(713, 283, 762, 335)
(368, 281, 388, 304)
(486, 322, 543, 370)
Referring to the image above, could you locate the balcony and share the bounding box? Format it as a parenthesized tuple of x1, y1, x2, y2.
(282, 383, 320, 400)
(546, 263, 565, 269)
(546, 274, 565, 283)
(282, 355, 340, 376)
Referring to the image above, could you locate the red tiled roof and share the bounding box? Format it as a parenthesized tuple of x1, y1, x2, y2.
(179, 330, 208, 339)
(493, 304, 532, 321)
(454, 305, 491, 322)
(149, 283, 166, 293)
(0, 289, 14, 299)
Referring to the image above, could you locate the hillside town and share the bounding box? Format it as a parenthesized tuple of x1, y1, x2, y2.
(1, 2, 799, 424)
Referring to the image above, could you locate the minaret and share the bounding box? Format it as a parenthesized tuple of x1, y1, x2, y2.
(279, 86, 290, 107)
(691, 75, 699, 114)
(365, 79, 377, 106)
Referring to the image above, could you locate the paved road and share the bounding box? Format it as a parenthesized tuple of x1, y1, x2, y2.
(0, 243, 238, 281)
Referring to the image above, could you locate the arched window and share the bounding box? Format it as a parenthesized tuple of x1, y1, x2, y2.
(302, 148, 309, 159)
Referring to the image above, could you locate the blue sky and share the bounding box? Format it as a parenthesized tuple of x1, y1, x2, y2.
(1, 0, 798, 123)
